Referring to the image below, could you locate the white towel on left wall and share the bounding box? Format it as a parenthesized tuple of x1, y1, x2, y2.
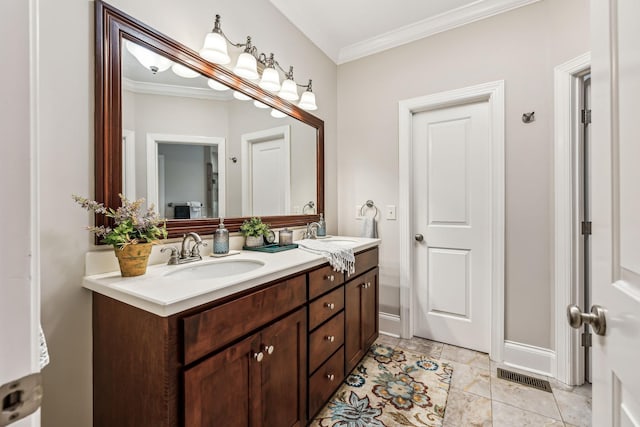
(39, 325, 49, 369)
(361, 217, 378, 238)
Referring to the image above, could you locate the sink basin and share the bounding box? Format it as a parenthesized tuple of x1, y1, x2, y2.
(165, 259, 265, 280)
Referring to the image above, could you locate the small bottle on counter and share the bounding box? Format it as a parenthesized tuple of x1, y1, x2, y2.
(213, 219, 229, 254)
(317, 213, 326, 237)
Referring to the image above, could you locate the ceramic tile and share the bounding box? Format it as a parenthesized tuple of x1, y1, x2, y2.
(491, 376, 563, 420)
(397, 336, 443, 358)
(444, 360, 491, 399)
(374, 333, 400, 348)
(441, 344, 490, 370)
(492, 401, 565, 426)
(442, 389, 492, 427)
(553, 388, 592, 427)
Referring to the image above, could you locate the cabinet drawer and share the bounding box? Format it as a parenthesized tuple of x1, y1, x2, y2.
(309, 311, 344, 373)
(182, 274, 306, 365)
(309, 286, 344, 331)
(309, 265, 344, 299)
(308, 346, 345, 418)
(352, 247, 379, 278)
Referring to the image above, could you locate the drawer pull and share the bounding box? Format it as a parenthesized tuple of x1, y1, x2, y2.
(362, 282, 371, 289)
(253, 352, 264, 362)
(325, 274, 335, 282)
(326, 374, 335, 381)
(325, 335, 335, 343)
(264, 345, 274, 355)
(325, 302, 336, 310)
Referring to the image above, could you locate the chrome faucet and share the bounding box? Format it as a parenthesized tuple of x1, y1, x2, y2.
(304, 222, 321, 239)
(161, 232, 207, 265)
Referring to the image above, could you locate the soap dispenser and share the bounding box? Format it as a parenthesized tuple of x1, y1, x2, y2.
(317, 213, 326, 237)
(213, 219, 229, 254)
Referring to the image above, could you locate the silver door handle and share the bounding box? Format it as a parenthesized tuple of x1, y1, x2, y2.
(567, 304, 606, 336)
(415, 234, 424, 242)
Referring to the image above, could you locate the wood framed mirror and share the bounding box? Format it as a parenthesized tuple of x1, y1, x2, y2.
(95, 0, 324, 239)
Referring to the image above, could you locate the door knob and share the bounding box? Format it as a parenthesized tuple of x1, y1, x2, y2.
(415, 234, 424, 242)
(567, 304, 606, 336)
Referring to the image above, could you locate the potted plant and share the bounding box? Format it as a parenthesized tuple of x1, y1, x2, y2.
(73, 194, 167, 277)
(240, 217, 270, 248)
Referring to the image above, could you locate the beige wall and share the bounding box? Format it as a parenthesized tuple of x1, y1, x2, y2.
(38, 1, 337, 425)
(336, 0, 589, 348)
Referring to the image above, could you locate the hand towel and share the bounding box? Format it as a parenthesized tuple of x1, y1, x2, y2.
(297, 239, 355, 275)
(39, 324, 50, 369)
(361, 217, 378, 238)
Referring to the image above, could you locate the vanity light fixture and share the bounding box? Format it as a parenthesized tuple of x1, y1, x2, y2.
(270, 109, 288, 119)
(199, 14, 319, 110)
(233, 90, 251, 101)
(207, 78, 229, 91)
(125, 40, 173, 74)
(253, 100, 269, 109)
(171, 63, 199, 78)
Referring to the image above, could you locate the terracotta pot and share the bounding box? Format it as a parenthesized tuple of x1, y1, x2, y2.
(244, 235, 264, 248)
(113, 243, 153, 277)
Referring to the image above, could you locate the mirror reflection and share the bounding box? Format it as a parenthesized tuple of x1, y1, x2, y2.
(121, 39, 318, 220)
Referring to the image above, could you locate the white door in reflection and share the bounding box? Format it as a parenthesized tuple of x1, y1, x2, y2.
(242, 126, 291, 216)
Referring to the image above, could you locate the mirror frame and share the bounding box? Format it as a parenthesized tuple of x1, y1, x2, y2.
(95, 0, 324, 239)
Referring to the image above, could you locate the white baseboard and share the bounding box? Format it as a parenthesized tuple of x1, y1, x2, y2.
(379, 312, 401, 337)
(503, 340, 557, 377)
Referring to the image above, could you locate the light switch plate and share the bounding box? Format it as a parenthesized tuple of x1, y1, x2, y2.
(386, 205, 397, 220)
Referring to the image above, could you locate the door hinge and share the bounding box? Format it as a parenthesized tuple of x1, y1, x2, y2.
(581, 221, 592, 235)
(581, 332, 592, 348)
(581, 109, 592, 124)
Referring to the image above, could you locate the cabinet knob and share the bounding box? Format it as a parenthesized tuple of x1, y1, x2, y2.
(325, 302, 335, 310)
(325, 335, 335, 343)
(326, 374, 335, 381)
(362, 282, 371, 289)
(264, 345, 274, 355)
(253, 352, 264, 362)
(325, 274, 335, 282)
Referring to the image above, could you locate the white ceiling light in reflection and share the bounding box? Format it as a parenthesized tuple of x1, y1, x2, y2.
(125, 40, 173, 74)
(171, 63, 199, 78)
(207, 79, 229, 91)
(270, 109, 287, 119)
(253, 100, 269, 109)
(233, 91, 251, 101)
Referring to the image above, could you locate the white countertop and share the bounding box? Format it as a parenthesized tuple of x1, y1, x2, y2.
(82, 236, 381, 317)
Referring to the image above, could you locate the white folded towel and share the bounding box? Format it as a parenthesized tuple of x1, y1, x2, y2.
(297, 239, 355, 275)
(361, 217, 378, 238)
(39, 325, 49, 369)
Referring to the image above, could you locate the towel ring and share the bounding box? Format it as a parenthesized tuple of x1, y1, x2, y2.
(360, 200, 378, 219)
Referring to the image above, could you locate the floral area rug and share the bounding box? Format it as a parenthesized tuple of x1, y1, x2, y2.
(310, 343, 453, 427)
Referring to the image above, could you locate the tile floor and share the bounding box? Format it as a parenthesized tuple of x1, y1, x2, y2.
(375, 334, 592, 427)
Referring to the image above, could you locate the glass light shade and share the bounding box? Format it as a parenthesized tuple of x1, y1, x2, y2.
(259, 67, 281, 92)
(278, 79, 299, 101)
(253, 100, 269, 109)
(298, 90, 318, 111)
(125, 40, 172, 74)
(233, 53, 259, 80)
(207, 79, 229, 91)
(171, 63, 199, 78)
(199, 32, 230, 64)
(270, 109, 287, 118)
(233, 91, 251, 101)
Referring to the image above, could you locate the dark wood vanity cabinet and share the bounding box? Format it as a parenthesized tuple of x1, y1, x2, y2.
(184, 308, 307, 427)
(91, 246, 379, 426)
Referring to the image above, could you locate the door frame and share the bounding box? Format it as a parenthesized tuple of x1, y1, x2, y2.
(398, 80, 505, 361)
(553, 52, 591, 386)
(241, 125, 291, 216)
(146, 133, 226, 218)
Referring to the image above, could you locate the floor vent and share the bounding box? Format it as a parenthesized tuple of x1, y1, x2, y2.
(496, 368, 553, 393)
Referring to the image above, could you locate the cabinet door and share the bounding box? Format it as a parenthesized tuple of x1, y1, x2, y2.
(261, 308, 307, 427)
(184, 333, 262, 427)
(345, 268, 379, 373)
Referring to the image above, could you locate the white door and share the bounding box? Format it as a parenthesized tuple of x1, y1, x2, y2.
(413, 101, 491, 352)
(590, 1, 640, 425)
(1, 0, 41, 425)
(250, 139, 288, 216)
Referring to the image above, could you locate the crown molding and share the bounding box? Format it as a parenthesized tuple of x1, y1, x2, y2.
(122, 78, 233, 101)
(337, 0, 541, 64)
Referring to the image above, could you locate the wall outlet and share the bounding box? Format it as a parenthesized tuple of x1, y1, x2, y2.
(386, 205, 397, 220)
